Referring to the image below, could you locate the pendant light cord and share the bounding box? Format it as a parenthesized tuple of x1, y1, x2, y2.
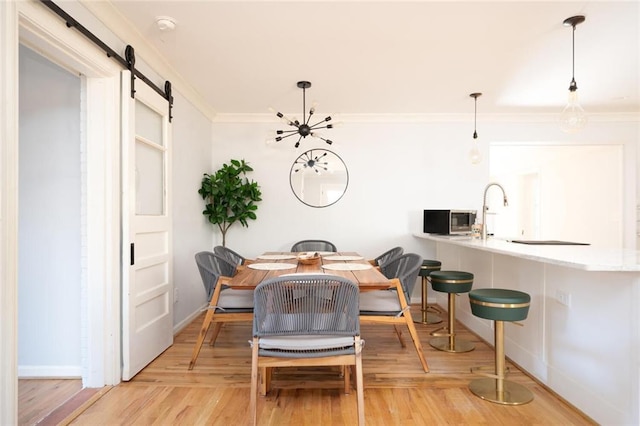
(572, 25, 575, 81)
(569, 21, 578, 91)
(473, 96, 478, 139)
(302, 86, 307, 124)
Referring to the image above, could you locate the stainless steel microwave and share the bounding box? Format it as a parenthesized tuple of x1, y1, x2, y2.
(423, 210, 477, 235)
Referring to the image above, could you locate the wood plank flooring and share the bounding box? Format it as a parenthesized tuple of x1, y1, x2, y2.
(18, 379, 82, 425)
(23, 306, 597, 425)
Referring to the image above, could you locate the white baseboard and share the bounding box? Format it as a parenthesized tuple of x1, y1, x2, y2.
(173, 304, 208, 336)
(18, 365, 82, 378)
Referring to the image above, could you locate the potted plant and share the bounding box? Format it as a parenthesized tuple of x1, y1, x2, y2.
(198, 159, 262, 247)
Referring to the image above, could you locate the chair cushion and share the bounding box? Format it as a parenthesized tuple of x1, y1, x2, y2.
(359, 290, 400, 312)
(258, 335, 355, 351)
(218, 288, 254, 309)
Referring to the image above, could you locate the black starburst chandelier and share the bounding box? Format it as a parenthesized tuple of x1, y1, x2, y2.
(272, 81, 335, 148)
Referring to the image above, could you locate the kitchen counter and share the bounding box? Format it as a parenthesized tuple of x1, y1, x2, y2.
(414, 233, 640, 425)
(414, 233, 640, 271)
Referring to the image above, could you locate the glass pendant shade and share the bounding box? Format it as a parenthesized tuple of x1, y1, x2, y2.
(469, 139, 482, 164)
(559, 90, 587, 133)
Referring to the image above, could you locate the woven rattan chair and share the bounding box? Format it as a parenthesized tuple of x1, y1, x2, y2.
(368, 246, 404, 268)
(290, 239, 337, 252)
(214, 245, 249, 267)
(189, 251, 253, 370)
(359, 253, 429, 372)
(249, 274, 364, 425)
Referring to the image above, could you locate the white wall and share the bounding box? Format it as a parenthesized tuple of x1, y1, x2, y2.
(170, 92, 216, 330)
(210, 119, 487, 263)
(18, 45, 82, 375)
(211, 116, 638, 299)
(490, 144, 624, 248)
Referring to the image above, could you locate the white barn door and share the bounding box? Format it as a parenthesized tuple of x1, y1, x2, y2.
(121, 71, 173, 380)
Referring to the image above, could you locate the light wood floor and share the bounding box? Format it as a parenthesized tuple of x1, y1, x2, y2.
(19, 379, 82, 425)
(21, 306, 596, 425)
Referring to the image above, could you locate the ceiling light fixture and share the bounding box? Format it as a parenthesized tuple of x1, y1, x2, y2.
(560, 15, 587, 133)
(469, 92, 482, 165)
(271, 81, 334, 148)
(293, 150, 329, 174)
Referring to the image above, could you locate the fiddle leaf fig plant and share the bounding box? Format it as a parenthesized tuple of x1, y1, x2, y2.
(198, 159, 262, 247)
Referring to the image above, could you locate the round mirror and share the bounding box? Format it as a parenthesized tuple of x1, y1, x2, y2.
(290, 149, 349, 208)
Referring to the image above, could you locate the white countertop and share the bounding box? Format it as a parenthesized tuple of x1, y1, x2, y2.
(414, 233, 640, 272)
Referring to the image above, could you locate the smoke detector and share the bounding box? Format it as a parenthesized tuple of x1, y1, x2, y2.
(155, 16, 177, 32)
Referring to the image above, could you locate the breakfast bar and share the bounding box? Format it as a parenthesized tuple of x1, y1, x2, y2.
(414, 233, 640, 425)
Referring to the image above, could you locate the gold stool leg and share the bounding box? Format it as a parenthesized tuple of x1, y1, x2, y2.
(414, 276, 442, 324)
(429, 293, 474, 353)
(469, 320, 533, 405)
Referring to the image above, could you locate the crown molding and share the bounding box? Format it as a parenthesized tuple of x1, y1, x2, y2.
(213, 112, 640, 124)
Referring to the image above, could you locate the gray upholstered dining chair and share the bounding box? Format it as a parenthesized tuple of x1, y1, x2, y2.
(189, 251, 254, 370)
(359, 252, 429, 372)
(214, 245, 249, 266)
(368, 246, 404, 268)
(249, 274, 365, 426)
(290, 239, 337, 252)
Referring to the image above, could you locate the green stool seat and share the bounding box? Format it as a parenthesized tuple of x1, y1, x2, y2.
(429, 271, 474, 294)
(419, 260, 442, 277)
(468, 288, 533, 406)
(414, 260, 442, 325)
(428, 270, 474, 353)
(469, 289, 530, 322)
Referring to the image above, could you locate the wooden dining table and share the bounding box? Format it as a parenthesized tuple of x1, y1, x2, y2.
(228, 251, 393, 290)
(231, 251, 430, 372)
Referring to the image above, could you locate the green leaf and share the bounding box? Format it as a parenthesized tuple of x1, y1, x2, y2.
(198, 159, 262, 246)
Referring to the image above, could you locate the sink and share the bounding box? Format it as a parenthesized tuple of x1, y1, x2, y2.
(508, 239, 590, 246)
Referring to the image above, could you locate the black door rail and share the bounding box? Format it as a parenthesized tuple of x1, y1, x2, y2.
(40, 0, 174, 121)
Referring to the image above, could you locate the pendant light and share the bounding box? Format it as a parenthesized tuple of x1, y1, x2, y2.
(469, 92, 482, 164)
(559, 15, 587, 133)
(269, 81, 335, 148)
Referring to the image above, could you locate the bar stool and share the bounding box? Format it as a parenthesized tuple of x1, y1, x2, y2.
(413, 259, 442, 325)
(429, 270, 474, 353)
(468, 288, 533, 405)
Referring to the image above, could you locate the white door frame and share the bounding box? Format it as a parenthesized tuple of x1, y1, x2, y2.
(2, 1, 122, 422)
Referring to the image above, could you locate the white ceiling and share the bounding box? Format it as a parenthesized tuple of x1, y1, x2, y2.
(107, 1, 639, 117)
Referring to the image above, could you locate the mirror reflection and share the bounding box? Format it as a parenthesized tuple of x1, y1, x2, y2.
(290, 149, 348, 208)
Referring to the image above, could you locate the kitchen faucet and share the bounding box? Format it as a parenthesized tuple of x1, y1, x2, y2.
(482, 182, 509, 240)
